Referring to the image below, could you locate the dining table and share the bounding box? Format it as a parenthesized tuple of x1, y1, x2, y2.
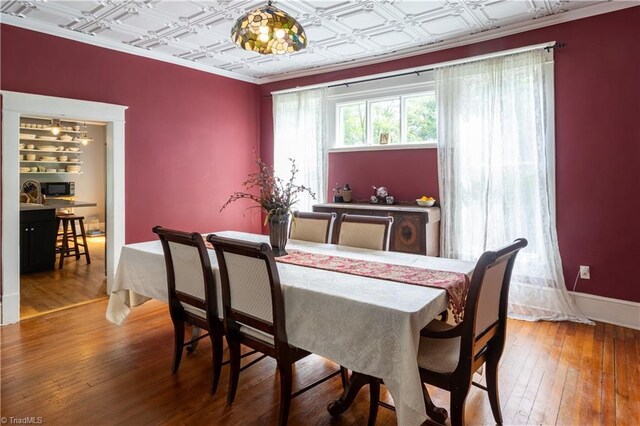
(106, 230, 474, 425)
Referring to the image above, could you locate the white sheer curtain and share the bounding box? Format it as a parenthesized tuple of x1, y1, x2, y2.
(436, 49, 591, 323)
(273, 88, 328, 211)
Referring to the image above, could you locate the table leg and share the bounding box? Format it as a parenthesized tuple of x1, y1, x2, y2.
(186, 326, 201, 353)
(327, 371, 375, 417)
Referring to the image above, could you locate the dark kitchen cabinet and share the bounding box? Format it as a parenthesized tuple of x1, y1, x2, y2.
(20, 209, 57, 273)
(312, 203, 440, 256)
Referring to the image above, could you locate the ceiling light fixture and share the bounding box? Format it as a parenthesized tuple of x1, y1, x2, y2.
(230, 1, 307, 55)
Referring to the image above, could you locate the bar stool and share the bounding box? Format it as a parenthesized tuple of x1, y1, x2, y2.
(56, 214, 91, 269)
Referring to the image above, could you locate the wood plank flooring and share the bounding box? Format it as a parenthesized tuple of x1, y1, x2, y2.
(1, 299, 638, 425)
(20, 236, 107, 319)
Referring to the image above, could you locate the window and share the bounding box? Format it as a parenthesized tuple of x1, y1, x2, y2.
(336, 92, 437, 147)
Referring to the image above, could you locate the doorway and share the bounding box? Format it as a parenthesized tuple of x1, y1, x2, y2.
(19, 116, 108, 319)
(1, 91, 127, 325)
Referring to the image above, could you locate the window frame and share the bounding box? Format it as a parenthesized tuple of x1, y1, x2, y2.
(332, 90, 438, 152)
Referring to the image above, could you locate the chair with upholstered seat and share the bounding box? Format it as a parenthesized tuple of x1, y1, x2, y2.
(368, 238, 528, 426)
(289, 211, 337, 243)
(337, 213, 394, 251)
(207, 234, 341, 426)
(152, 226, 227, 395)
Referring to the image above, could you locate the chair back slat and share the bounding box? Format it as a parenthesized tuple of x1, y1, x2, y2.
(290, 211, 336, 243)
(222, 251, 273, 323)
(153, 226, 218, 323)
(474, 258, 509, 336)
(169, 242, 207, 301)
(208, 234, 288, 347)
(337, 213, 394, 251)
(457, 239, 527, 366)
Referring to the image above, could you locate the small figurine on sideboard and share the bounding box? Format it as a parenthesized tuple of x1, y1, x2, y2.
(342, 184, 352, 203)
(333, 183, 344, 203)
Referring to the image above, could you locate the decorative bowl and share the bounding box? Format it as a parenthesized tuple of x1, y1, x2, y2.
(20, 133, 36, 139)
(416, 199, 436, 207)
(66, 165, 82, 172)
(41, 156, 57, 161)
(59, 135, 73, 141)
(37, 146, 56, 151)
(58, 156, 68, 161)
(26, 154, 37, 161)
(37, 135, 58, 141)
(68, 147, 81, 152)
(20, 167, 30, 173)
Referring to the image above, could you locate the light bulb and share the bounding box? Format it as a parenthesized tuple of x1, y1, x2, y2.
(275, 29, 285, 39)
(81, 139, 89, 146)
(259, 26, 269, 34)
(258, 33, 269, 42)
(50, 126, 60, 136)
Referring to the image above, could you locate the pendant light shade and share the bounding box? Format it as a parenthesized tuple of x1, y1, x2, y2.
(231, 1, 307, 55)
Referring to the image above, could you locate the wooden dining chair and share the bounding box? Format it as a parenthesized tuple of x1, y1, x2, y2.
(289, 211, 337, 243)
(152, 226, 227, 395)
(368, 238, 528, 426)
(337, 213, 394, 251)
(207, 234, 341, 426)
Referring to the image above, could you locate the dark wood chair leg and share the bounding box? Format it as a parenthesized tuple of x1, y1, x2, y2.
(209, 331, 223, 395)
(70, 219, 80, 259)
(422, 384, 448, 424)
(277, 360, 293, 426)
(486, 351, 503, 425)
(227, 337, 242, 404)
(368, 379, 380, 426)
(171, 318, 185, 374)
(328, 372, 374, 417)
(78, 218, 91, 264)
(449, 387, 469, 426)
(59, 219, 69, 269)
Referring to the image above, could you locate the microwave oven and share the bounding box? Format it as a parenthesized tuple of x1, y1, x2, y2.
(40, 182, 75, 196)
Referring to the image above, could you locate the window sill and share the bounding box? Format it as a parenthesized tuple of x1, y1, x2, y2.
(328, 142, 437, 153)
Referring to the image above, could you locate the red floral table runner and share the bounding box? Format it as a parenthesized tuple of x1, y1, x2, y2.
(276, 249, 470, 322)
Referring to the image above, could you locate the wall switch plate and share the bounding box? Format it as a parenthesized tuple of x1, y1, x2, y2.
(579, 265, 590, 279)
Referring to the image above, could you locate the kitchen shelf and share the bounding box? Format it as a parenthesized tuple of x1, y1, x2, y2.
(20, 149, 82, 154)
(20, 126, 84, 134)
(20, 138, 83, 144)
(20, 172, 83, 175)
(20, 161, 83, 164)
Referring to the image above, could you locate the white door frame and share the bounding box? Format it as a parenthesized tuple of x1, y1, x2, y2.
(1, 91, 127, 325)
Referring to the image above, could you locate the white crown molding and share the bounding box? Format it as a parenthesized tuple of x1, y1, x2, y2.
(0, 2, 635, 86)
(0, 14, 259, 85)
(256, 1, 637, 84)
(570, 291, 640, 331)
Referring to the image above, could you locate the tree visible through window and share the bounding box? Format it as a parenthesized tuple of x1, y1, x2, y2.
(336, 92, 437, 147)
(406, 93, 437, 143)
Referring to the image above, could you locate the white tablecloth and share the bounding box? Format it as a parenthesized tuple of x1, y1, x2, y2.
(106, 231, 474, 425)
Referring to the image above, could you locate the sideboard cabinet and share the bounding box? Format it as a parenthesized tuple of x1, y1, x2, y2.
(312, 203, 440, 256)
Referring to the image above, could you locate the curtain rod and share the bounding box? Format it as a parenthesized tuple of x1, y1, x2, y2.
(329, 42, 566, 89)
(269, 41, 564, 96)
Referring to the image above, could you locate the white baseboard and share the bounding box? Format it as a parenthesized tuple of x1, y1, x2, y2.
(570, 291, 640, 330)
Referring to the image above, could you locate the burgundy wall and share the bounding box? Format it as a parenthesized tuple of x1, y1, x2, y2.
(260, 7, 640, 303)
(1, 25, 263, 243)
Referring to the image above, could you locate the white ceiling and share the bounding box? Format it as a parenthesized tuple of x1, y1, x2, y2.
(0, 1, 633, 84)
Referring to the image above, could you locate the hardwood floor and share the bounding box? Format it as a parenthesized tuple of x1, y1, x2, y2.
(20, 236, 107, 319)
(1, 299, 638, 425)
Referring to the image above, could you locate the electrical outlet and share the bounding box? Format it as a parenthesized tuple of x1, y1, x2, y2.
(579, 265, 590, 280)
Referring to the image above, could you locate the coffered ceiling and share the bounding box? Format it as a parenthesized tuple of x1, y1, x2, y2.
(0, 1, 632, 84)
